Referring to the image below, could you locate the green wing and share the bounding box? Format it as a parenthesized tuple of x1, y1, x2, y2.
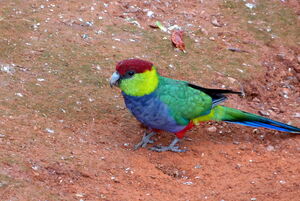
(157, 76, 213, 125)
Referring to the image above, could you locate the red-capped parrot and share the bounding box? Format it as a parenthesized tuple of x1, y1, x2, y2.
(110, 59, 300, 152)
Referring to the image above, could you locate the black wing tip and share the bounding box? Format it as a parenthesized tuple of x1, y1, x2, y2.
(187, 83, 243, 96)
(230, 90, 244, 97)
(223, 90, 243, 95)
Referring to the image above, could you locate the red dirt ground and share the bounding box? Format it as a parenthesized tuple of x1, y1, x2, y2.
(0, 0, 299, 200)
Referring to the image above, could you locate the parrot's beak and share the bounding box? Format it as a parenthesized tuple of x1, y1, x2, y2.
(110, 72, 121, 87)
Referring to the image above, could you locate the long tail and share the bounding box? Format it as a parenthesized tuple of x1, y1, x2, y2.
(193, 106, 300, 133)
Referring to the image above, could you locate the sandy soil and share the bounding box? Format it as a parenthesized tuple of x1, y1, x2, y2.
(0, 0, 300, 200)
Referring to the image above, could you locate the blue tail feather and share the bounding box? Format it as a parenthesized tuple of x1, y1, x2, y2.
(226, 118, 300, 133)
(219, 106, 300, 133)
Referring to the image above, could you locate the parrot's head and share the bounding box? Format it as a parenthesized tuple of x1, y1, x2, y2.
(110, 58, 159, 96)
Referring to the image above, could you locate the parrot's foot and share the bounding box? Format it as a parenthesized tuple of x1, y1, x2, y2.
(149, 137, 187, 152)
(134, 132, 157, 150)
(149, 145, 186, 152)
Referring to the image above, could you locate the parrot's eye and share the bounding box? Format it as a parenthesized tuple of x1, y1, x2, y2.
(126, 70, 135, 77)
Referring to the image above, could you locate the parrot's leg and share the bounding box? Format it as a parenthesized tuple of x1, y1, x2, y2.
(149, 137, 187, 152)
(134, 132, 157, 150)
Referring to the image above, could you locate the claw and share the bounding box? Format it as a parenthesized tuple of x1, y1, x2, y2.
(149, 137, 187, 152)
(134, 132, 157, 150)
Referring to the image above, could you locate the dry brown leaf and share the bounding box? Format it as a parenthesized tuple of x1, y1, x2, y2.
(171, 30, 186, 52)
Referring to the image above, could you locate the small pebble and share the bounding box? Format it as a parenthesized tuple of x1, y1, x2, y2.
(235, 164, 242, 169)
(279, 180, 286, 184)
(245, 3, 256, 9)
(82, 34, 89, 39)
(146, 10, 154, 18)
(194, 164, 202, 169)
(95, 30, 104, 34)
(15, 93, 23, 97)
(293, 113, 300, 118)
(0, 63, 15, 74)
(168, 25, 181, 31)
(183, 181, 193, 185)
(85, 21, 93, 27)
(75, 193, 85, 197)
(45, 128, 55, 134)
(266, 145, 275, 152)
(207, 126, 217, 132)
(259, 110, 270, 116)
(168, 64, 175, 69)
(37, 78, 45, 82)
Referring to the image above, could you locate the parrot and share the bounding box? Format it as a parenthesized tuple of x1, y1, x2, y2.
(110, 58, 300, 152)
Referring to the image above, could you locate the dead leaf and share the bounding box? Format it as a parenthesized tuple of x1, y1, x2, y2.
(171, 30, 186, 52)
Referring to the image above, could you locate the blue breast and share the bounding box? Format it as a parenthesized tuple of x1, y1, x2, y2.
(122, 92, 185, 133)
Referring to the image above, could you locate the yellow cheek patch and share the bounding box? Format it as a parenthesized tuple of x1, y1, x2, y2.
(120, 67, 159, 96)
